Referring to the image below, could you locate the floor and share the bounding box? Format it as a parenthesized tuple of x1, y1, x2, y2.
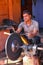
(0, 57, 23, 65)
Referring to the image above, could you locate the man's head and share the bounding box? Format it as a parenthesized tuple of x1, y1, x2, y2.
(23, 10, 32, 22)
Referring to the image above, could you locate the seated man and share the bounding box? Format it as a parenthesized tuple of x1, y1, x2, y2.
(16, 10, 40, 44)
(16, 10, 40, 65)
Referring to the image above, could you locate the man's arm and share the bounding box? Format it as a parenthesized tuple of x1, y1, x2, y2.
(16, 28, 22, 33)
(28, 30, 39, 38)
(16, 22, 23, 33)
(27, 22, 39, 38)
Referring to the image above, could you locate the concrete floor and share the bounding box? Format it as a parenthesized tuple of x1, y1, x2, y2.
(0, 57, 23, 65)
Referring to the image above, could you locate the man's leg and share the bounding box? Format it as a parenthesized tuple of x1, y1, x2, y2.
(32, 36, 41, 44)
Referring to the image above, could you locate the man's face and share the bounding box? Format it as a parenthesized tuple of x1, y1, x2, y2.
(23, 13, 31, 22)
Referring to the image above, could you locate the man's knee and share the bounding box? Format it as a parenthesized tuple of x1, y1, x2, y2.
(33, 36, 41, 44)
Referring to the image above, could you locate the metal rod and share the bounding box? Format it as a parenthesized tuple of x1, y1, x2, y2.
(37, 47, 43, 50)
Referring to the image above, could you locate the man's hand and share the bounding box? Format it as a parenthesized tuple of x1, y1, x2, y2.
(16, 28, 22, 33)
(27, 30, 39, 38)
(27, 33, 34, 38)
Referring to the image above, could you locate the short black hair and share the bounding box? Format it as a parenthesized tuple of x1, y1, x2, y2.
(23, 10, 31, 15)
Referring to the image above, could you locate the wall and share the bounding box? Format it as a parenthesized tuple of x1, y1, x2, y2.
(0, 0, 21, 24)
(21, 0, 32, 18)
(0, 0, 8, 24)
(32, 0, 43, 28)
(8, 0, 21, 23)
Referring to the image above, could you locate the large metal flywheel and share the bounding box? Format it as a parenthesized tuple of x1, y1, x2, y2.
(5, 33, 23, 61)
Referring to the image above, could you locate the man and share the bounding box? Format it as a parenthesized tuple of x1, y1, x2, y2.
(16, 10, 40, 43)
(16, 10, 40, 65)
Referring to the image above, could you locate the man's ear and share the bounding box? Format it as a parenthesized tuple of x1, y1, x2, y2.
(30, 15, 32, 19)
(28, 14, 31, 19)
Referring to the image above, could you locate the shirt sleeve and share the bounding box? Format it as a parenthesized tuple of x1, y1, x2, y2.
(33, 21, 39, 32)
(18, 22, 23, 29)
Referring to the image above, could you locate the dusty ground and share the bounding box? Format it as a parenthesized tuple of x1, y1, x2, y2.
(0, 59, 23, 65)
